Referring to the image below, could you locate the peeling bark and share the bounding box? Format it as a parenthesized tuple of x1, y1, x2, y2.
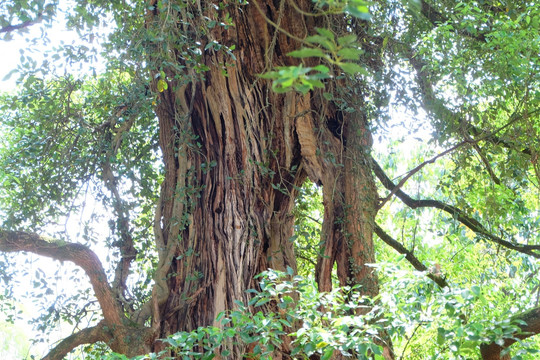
(146, 0, 387, 357)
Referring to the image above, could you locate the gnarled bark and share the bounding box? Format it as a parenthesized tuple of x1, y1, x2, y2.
(147, 0, 387, 357)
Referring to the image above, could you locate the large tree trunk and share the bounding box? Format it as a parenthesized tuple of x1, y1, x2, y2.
(146, 0, 385, 356)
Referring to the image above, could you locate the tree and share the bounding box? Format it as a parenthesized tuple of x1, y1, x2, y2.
(0, 1, 539, 360)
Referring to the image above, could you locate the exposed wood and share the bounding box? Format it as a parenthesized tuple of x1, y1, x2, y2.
(146, 0, 387, 357)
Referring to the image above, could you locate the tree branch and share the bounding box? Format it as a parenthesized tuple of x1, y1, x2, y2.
(0, 15, 43, 34)
(42, 321, 109, 360)
(480, 306, 540, 360)
(374, 224, 448, 288)
(371, 159, 540, 258)
(377, 141, 467, 209)
(0, 230, 124, 326)
(408, 54, 536, 158)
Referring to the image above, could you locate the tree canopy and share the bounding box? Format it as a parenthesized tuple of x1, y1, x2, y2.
(0, 0, 539, 359)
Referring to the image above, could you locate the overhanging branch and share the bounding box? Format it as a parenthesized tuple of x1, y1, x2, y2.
(371, 160, 540, 258)
(377, 141, 467, 209)
(409, 54, 536, 158)
(419, 0, 487, 42)
(0, 230, 124, 326)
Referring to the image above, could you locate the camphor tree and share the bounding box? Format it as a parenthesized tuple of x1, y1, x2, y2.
(0, 0, 539, 359)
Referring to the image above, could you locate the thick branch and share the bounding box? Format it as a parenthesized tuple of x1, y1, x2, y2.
(481, 306, 540, 360)
(372, 160, 540, 258)
(42, 321, 109, 360)
(0, 15, 43, 34)
(0, 230, 124, 326)
(374, 224, 448, 288)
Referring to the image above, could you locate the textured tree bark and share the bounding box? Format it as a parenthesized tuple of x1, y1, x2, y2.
(147, 0, 386, 357)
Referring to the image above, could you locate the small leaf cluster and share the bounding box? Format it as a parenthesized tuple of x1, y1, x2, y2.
(109, 268, 386, 360)
(261, 20, 369, 94)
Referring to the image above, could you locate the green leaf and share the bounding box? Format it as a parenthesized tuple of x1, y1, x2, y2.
(157, 79, 168, 92)
(337, 34, 357, 46)
(315, 27, 334, 40)
(313, 64, 330, 73)
(2, 69, 18, 81)
(305, 35, 336, 51)
(346, 4, 371, 20)
(321, 348, 333, 360)
(437, 327, 446, 345)
(337, 48, 363, 60)
(287, 48, 326, 58)
(338, 62, 368, 75)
